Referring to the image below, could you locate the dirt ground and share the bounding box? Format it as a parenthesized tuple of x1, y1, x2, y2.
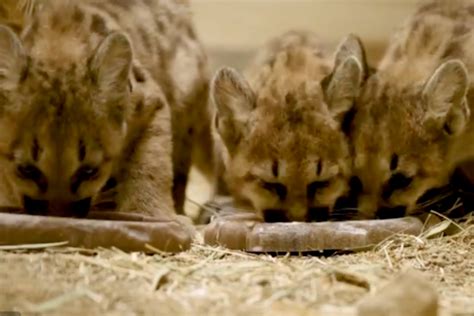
(0, 214, 472, 316)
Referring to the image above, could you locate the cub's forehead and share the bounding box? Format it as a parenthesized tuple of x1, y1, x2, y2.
(245, 119, 348, 163)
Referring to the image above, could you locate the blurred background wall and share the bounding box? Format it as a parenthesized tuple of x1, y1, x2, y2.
(191, 0, 420, 71)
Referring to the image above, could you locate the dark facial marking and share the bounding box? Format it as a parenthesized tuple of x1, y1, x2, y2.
(23, 195, 48, 216)
(307, 207, 330, 222)
(17, 164, 48, 193)
(101, 177, 118, 192)
(349, 176, 363, 195)
(71, 165, 99, 194)
(263, 209, 289, 223)
(70, 198, 92, 218)
(443, 122, 454, 135)
(272, 160, 279, 178)
(307, 180, 330, 199)
(333, 196, 358, 220)
(78, 140, 86, 161)
(316, 161, 322, 176)
(382, 173, 413, 200)
(390, 154, 399, 171)
(261, 181, 287, 201)
(32, 138, 40, 162)
(376, 206, 406, 219)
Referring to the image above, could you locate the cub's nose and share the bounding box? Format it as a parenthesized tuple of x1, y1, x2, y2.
(376, 206, 406, 219)
(23, 196, 48, 216)
(23, 196, 92, 218)
(69, 198, 92, 218)
(48, 198, 92, 218)
(307, 207, 330, 222)
(263, 209, 289, 223)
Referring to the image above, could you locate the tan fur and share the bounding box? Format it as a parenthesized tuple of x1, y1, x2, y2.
(0, 0, 211, 217)
(211, 31, 367, 222)
(351, 0, 474, 218)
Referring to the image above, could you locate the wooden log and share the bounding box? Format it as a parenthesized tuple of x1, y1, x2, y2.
(204, 212, 423, 252)
(0, 212, 195, 253)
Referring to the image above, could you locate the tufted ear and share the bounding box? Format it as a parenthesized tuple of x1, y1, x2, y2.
(323, 56, 363, 122)
(89, 32, 132, 125)
(90, 32, 132, 97)
(423, 60, 470, 136)
(211, 67, 255, 154)
(0, 25, 27, 92)
(333, 34, 370, 78)
(322, 34, 369, 123)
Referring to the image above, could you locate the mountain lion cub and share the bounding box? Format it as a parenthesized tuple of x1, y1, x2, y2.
(211, 31, 369, 222)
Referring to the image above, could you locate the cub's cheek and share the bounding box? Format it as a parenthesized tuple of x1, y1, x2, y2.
(76, 175, 110, 198)
(316, 178, 349, 207)
(357, 194, 379, 218)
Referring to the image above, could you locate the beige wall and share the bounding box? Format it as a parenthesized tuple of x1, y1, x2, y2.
(191, 0, 421, 70)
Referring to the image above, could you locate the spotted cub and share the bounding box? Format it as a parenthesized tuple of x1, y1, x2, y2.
(0, 0, 211, 217)
(211, 31, 369, 222)
(351, 0, 473, 219)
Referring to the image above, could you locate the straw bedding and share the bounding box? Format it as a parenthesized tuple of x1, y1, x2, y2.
(0, 215, 472, 316)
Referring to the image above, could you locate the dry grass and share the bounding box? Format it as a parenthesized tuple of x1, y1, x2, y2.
(0, 215, 472, 316)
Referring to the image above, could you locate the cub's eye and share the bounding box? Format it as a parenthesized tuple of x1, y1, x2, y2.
(260, 181, 287, 200)
(388, 173, 412, 190)
(382, 172, 413, 200)
(307, 180, 330, 198)
(71, 165, 100, 194)
(76, 166, 99, 181)
(17, 164, 43, 181)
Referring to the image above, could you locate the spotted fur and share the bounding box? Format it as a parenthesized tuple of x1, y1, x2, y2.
(351, 0, 474, 218)
(211, 31, 368, 222)
(0, 0, 212, 217)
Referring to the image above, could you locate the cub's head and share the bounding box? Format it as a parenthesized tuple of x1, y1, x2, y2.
(352, 60, 470, 218)
(0, 26, 132, 217)
(211, 35, 368, 222)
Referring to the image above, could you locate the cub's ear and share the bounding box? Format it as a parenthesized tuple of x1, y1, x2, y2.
(211, 67, 255, 154)
(0, 25, 27, 92)
(322, 34, 369, 123)
(423, 60, 470, 136)
(334, 34, 370, 78)
(90, 32, 132, 96)
(323, 56, 363, 121)
(90, 32, 132, 125)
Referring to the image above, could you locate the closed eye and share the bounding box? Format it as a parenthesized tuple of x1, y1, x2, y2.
(16, 164, 48, 192)
(382, 172, 413, 200)
(307, 180, 330, 198)
(388, 173, 413, 190)
(71, 165, 100, 194)
(17, 164, 43, 182)
(260, 181, 287, 200)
